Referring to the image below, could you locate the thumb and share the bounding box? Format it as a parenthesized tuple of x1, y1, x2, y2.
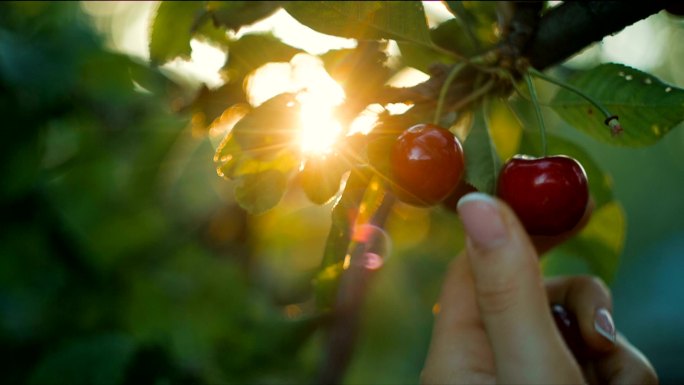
(457, 193, 583, 384)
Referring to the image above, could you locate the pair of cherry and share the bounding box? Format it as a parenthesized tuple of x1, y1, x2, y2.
(391, 123, 589, 236)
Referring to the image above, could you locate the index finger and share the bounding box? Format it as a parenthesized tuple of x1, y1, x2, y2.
(421, 255, 496, 384)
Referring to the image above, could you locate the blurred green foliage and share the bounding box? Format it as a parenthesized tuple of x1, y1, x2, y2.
(0, 2, 317, 384)
(0, 3, 461, 384)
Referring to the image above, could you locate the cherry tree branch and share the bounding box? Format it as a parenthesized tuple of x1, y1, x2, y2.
(315, 192, 395, 385)
(526, 1, 670, 70)
(379, 1, 670, 111)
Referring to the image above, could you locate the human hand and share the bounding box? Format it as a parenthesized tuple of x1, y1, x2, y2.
(421, 193, 657, 384)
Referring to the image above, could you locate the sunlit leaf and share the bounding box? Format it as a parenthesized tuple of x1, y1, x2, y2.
(518, 131, 614, 208)
(234, 169, 289, 215)
(193, 12, 231, 48)
(222, 33, 302, 82)
(323, 42, 388, 84)
(322, 42, 390, 125)
(314, 169, 381, 310)
(187, 82, 246, 131)
(486, 98, 523, 161)
(313, 261, 345, 311)
(149, 1, 204, 65)
(217, 143, 299, 180)
(284, 1, 432, 46)
(550, 63, 684, 146)
(464, 106, 501, 194)
(544, 201, 625, 283)
(231, 93, 300, 159)
(208, 1, 281, 31)
(320, 48, 352, 74)
(320, 168, 371, 269)
(299, 153, 348, 205)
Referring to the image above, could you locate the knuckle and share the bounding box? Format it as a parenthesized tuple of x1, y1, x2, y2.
(587, 275, 610, 293)
(573, 275, 612, 302)
(475, 278, 521, 315)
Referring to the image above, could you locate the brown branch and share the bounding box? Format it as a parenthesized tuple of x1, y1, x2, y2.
(315, 192, 394, 385)
(377, 1, 670, 113)
(526, 1, 669, 70)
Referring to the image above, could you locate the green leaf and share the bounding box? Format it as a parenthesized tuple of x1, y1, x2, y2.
(29, 334, 136, 385)
(149, 1, 205, 65)
(518, 131, 614, 208)
(544, 201, 626, 283)
(193, 12, 231, 48)
(234, 169, 289, 214)
(208, 1, 281, 31)
(231, 93, 300, 159)
(464, 106, 501, 194)
(186, 83, 246, 131)
(127, 57, 180, 97)
(217, 142, 299, 180)
(550, 63, 684, 146)
(212, 93, 303, 214)
(217, 142, 299, 179)
(284, 1, 432, 46)
(438, 2, 499, 53)
(430, 18, 478, 57)
(315, 168, 373, 310)
(322, 42, 391, 125)
(396, 41, 458, 74)
(320, 168, 371, 268)
(299, 153, 347, 205)
(313, 261, 345, 311)
(486, 98, 523, 161)
(222, 33, 302, 82)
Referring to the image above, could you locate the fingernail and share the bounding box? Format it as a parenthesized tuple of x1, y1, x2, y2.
(594, 308, 616, 343)
(457, 193, 508, 249)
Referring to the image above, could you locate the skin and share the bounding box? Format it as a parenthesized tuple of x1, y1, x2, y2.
(421, 193, 658, 385)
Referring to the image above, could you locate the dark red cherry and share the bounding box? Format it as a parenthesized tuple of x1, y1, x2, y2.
(390, 123, 465, 206)
(497, 155, 589, 236)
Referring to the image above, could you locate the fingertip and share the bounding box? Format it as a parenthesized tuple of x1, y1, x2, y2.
(457, 193, 508, 250)
(564, 276, 617, 353)
(591, 307, 618, 349)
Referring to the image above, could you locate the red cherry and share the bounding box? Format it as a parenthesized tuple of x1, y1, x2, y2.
(390, 123, 465, 206)
(497, 155, 589, 236)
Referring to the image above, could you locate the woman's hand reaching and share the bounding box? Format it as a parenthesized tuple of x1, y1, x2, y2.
(421, 193, 657, 384)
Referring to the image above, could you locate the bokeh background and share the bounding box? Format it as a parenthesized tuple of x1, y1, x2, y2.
(1, 2, 683, 384)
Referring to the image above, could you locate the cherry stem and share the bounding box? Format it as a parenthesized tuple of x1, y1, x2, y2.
(433, 62, 466, 126)
(524, 71, 548, 156)
(451, 78, 495, 112)
(527, 67, 622, 131)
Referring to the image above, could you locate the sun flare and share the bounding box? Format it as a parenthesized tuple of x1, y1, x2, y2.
(246, 54, 351, 155)
(298, 95, 343, 155)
